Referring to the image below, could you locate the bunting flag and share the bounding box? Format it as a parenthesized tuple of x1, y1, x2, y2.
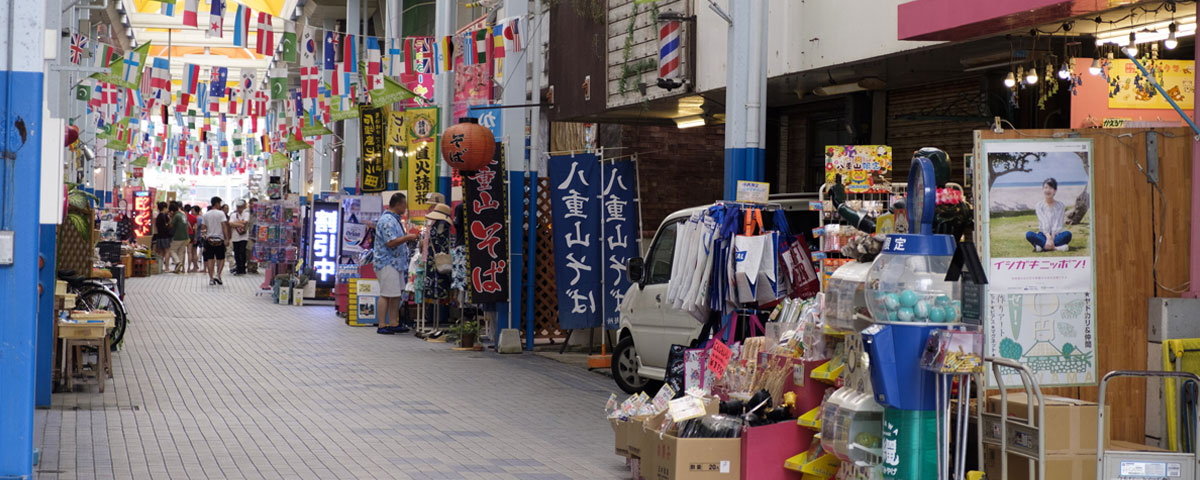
(269, 68, 287, 100)
(300, 24, 316, 67)
(256, 12, 274, 55)
(160, 0, 175, 16)
(207, 0, 225, 39)
(227, 87, 239, 115)
(411, 37, 431, 74)
(388, 38, 405, 76)
(300, 66, 318, 99)
(183, 0, 198, 27)
(366, 37, 383, 91)
(343, 34, 356, 74)
(148, 57, 171, 110)
(232, 4, 250, 47)
(504, 16, 522, 52)
(183, 63, 201, 94)
(280, 21, 297, 62)
(197, 81, 209, 117)
(475, 29, 488, 64)
(69, 32, 87, 64)
(461, 32, 474, 66)
(94, 43, 115, 69)
(324, 31, 337, 70)
(209, 66, 227, 97)
(332, 65, 345, 97)
(492, 26, 505, 58)
(121, 47, 145, 86)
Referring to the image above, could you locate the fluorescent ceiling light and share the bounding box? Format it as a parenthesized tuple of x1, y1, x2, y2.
(674, 115, 705, 129)
(812, 77, 886, 96)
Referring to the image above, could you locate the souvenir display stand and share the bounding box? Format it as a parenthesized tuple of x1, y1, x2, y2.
(606, 151, 1025, 480)
(251, 197, 302, 303)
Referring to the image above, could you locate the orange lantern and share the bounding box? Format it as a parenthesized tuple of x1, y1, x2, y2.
(441, 117, 496, 172)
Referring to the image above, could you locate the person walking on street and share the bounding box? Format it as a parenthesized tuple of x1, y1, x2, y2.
(229, 199, 251, 275)
(246, 198, 259, 274)
(169, 202, 190, 273)
(186, 205, 201, 272)
(152, 201, 173, 271)
(373, 193, 420, 335)
(202, 197, 231, 285)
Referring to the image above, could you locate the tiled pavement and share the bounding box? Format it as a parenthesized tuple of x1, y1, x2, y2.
(34, 272, 627, 480)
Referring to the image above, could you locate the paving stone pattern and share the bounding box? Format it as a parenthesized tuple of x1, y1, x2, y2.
(34, 273, 627, 479)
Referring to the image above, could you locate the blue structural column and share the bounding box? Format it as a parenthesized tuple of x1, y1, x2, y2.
(721, 0, 768, 199)
(36, 224, 55, 407)
(0, 0, 46, 476)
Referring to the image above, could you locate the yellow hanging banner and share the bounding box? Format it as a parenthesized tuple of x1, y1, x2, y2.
(405, 107, 438, 220)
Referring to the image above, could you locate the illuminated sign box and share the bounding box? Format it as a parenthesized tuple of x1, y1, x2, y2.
(310, 201, 341, 289)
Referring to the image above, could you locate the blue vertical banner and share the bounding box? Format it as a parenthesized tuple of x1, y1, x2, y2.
(466, 105, 503, 139)
(602, 159, 639, 329)
(549, 154, 602, 329)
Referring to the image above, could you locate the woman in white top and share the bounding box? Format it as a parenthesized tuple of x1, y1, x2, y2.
(1024, 177, 1072, 252)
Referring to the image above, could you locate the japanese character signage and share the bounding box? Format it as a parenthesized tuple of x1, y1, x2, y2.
(406, 107, 438, 220)
(463, 143, 509, 303)
(602, 159, 640, 329)
(824, 145, 892, 193)
(980, 139, 1096, 387)
(1107, 59, 1194, 110)
(310, 201, 341, 289)
(360, 106, 386, 193)
(132, 190, 152, 236)
(385, 110, 405, 155)
(550, 154, 604, 329)
(467, 105, 503, 140)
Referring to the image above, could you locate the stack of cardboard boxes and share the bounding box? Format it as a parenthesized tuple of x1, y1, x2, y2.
(984, 393, 1109, 480)
(611, 399, 742, 480)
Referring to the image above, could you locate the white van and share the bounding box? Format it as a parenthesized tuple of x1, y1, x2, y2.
(613, 193, 821, 393)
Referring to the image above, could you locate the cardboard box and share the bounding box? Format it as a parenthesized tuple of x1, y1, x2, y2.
(642, 433, 741, 480)
(984, 445, 1094, 480)
(627, 414, 658, 459)
(611, 418, 629, 457)
(987, 393, 1110, 453)
(638, 398, 738, 480)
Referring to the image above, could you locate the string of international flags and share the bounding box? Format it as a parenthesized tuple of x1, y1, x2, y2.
(71, 0, 526, 178)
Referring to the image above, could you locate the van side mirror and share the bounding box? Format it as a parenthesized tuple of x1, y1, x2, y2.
(627, 257, 645, 285)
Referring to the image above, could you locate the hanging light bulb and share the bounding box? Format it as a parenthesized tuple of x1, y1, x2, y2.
(1025, 67, 1038, 85)
(1125, 32, 1138, 57)
(1004, 72, 1016, 87)
(1089, 57, 1101, 76)
(1165, 23, 1178, 50)
(1057, 61, 1071, 80)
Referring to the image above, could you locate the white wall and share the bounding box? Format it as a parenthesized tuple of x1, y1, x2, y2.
(696, 0, 942, 93)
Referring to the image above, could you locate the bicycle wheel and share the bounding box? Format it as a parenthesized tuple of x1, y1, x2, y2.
(79, 287, 128, 347)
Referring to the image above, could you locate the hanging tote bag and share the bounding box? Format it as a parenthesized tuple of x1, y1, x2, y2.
(733, 208, 772, 304)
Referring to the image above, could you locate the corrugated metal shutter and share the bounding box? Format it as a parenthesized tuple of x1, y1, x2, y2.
(887, 78, 989, 184)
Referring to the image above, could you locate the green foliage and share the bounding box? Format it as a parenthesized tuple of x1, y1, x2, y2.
(1061, 342, 1076, 359)
(448, 319, 479, 337)
(64, 183, 98, 242)
(999, 337, 1023, 361)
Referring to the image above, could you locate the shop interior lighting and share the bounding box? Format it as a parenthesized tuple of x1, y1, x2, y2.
(674, 115, 706, 129)
(1125, 32, 1139, 56)
(1096, 19, 1196, 48)
(1089, 57, 1102, 75)
(1057, 62, 1071, 79)
(1025, 69, 1038, 85)
(1003, 72, 1016, 87)
(1166, 22, 1179, 49)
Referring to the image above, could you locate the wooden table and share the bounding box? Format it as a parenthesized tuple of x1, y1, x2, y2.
(57, 313, 113, 392)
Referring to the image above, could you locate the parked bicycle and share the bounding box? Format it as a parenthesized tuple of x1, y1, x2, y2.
(57, 270, 129, 348)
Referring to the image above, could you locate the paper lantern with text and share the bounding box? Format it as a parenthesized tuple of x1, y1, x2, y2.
(441, 117, 495, 172)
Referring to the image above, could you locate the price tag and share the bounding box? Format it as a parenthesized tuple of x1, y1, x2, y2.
(707, 340, 733, 380)
(668, 396, 707, 422)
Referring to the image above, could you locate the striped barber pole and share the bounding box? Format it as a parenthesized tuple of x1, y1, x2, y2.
(658, 20, 681, 80)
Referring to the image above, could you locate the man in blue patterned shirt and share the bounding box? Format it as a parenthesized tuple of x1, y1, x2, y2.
(374, 193, 420, 334)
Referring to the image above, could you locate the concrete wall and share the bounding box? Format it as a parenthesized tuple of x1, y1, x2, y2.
(696, 0, 941, 93)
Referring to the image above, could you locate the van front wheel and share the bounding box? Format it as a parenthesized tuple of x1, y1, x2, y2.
(612, 336, 650, 394)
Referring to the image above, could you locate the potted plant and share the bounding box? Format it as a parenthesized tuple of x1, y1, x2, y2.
(448, 320, 480, 349)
